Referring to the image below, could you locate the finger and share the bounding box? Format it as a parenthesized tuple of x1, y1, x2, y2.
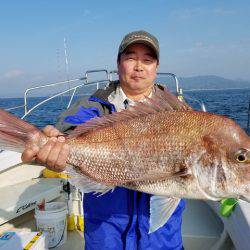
(37, 138, 57, 165)
(46, 139, 66, 170)
(43, 125, 62, 137)
(42, 125, 54, 135)
(54, 143, 70, 172)
(21, 146, 39, 163)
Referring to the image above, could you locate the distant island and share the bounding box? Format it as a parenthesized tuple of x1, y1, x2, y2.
(157, 75, 250, 91)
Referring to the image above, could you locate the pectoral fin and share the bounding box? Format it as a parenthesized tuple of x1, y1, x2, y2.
(149, 196, 180, 233)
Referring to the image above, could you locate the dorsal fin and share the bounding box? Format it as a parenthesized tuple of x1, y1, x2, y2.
(67, 90, 191, 138)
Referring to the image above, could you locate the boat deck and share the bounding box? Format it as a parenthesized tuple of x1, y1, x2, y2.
(0, 199, 235, 250)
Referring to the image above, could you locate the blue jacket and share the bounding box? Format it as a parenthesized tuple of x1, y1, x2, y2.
(63, 94, 185, 250)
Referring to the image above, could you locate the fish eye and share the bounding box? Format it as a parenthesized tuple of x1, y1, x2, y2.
(237, 154, 246, 162)
(235, 149, 248, 163)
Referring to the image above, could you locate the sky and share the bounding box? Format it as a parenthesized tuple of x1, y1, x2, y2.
(0, 0, 250, 97)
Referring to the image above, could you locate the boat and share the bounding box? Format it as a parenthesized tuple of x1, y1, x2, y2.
(0, 69, 249, 249)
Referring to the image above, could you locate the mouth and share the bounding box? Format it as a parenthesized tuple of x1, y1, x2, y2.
(131, 76, 144, 80)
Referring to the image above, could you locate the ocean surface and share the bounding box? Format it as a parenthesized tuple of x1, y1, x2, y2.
(0, 89, 249, 134)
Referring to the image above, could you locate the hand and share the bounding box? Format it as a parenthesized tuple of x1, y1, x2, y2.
(21, 125, 69, 172)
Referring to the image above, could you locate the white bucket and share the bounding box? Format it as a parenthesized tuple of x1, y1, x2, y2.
(35, 202, 68, 248)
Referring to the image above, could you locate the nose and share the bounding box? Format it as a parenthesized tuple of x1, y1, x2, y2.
(134, 60, 143, 71)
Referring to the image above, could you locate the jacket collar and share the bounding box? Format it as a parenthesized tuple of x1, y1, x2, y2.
(89, 80, 166, 111)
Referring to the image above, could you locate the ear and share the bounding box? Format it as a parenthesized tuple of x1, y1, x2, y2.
(117, 59, 122, 75)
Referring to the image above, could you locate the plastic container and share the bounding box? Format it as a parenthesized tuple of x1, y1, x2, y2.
(35, 202, 68, 248)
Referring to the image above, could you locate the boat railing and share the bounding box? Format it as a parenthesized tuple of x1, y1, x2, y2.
(157, 72, 206, 111)
(182, 94, 207, 112)
(108, 70, 118, 81)
(21, 69, 121, 119)
(5, 104, 26, 112)
(4, 70, 206, 119)
(23, 77, 85, 117)
(157, 72, 180, 93)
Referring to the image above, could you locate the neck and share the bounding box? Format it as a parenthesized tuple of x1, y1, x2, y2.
(120, 85, 153, 101)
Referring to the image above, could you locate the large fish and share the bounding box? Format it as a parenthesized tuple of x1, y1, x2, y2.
(0, 91, 249, 232)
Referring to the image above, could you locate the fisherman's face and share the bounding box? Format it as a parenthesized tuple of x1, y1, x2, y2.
(118, 43, 158, 96)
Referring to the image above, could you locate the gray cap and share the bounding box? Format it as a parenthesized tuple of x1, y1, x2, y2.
(118, 30, 159, 61)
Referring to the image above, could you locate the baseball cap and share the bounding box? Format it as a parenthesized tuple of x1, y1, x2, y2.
(118, 30, 159, 61)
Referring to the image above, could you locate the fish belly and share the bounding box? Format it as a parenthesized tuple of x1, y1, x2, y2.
(125, 177, 207, 199)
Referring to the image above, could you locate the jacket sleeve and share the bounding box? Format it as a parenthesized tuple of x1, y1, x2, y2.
(55, 97, 104, 133)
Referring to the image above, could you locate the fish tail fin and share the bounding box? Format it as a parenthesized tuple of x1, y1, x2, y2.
(0, 109, 40, 152)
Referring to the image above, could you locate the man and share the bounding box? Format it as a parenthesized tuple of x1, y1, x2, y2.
(22, 30, 185, 249)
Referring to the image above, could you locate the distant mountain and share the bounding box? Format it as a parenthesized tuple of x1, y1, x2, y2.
(157, 75, 250, 90)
